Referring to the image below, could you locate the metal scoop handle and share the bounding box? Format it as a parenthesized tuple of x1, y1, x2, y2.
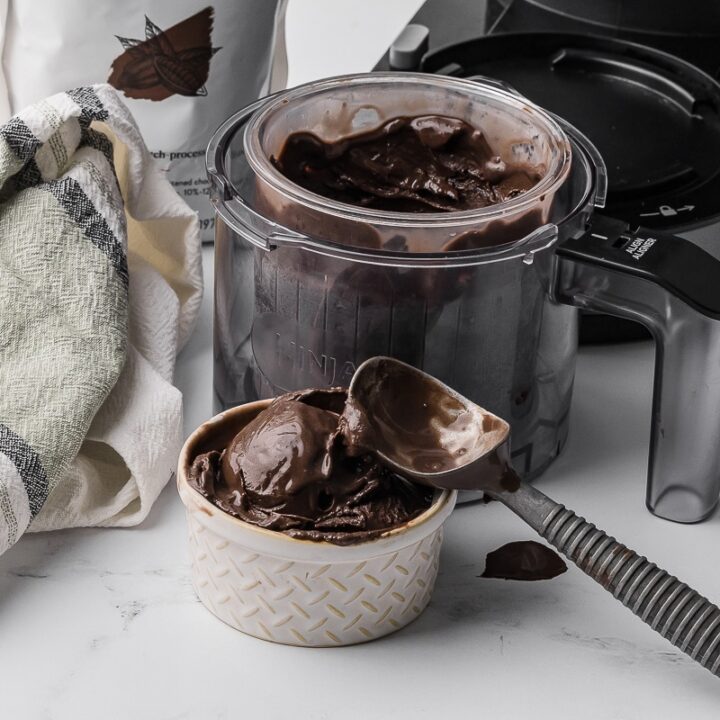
(498, 481, 720, 677)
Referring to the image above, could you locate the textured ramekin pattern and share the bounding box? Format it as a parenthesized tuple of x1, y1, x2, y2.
(186, 507, 443, 646)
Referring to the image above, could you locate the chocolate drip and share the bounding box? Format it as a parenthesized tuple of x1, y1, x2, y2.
(481, 540, 567, 581)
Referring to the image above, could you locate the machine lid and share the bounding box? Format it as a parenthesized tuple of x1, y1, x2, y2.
(510, 0, 720, 36)
(421, 33, 720, 233)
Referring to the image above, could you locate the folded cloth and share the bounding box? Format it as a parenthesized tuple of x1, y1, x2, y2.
(0, 84, 202, 554)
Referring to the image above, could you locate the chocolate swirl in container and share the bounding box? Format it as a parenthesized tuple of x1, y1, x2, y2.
(243, 73, 571, 254)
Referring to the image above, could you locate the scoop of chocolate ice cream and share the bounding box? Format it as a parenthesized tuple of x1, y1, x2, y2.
(272, 114, 541, 213)
(188, 388, 433, 545)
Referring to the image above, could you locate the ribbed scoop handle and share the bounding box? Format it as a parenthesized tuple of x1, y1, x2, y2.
(497, 482, 720, 678)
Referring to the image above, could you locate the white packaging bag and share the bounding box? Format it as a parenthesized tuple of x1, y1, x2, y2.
(0, 1, 288, 241)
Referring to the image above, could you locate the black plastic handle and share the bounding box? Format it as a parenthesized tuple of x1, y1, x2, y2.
(558, 214, 720, 320)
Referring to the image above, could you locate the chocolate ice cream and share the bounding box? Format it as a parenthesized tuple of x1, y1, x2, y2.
(188, 388, 433, 545)
(272, 114, 540, 213)
(481, 541, 567, 581)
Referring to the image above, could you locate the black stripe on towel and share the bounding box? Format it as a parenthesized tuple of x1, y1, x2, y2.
(0, 117, 40, 163)
(46, 177, 129, 287)
(67, 87, 110, 126)
(0, 424, 49, 519)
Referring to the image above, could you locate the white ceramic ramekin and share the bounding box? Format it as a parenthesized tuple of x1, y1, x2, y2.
(177, 400, 456, 647)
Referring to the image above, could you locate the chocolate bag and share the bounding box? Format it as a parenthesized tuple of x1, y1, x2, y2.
(0, 1, 288, 241)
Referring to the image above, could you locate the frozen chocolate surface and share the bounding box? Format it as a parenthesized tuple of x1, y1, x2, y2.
(272, 115, 540, 213)
(481, 540, 567, 581)
(188, 389, 433, 545)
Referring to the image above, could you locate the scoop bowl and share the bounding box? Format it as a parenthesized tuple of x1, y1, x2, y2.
(347, 356, 518, 493)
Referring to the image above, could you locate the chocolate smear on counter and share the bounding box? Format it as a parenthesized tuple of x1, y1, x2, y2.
(481, 541, 567, 581)
(272, 115, 540, 213)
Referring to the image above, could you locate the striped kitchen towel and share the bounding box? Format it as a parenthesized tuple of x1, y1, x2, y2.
(0, 84, 202, 554)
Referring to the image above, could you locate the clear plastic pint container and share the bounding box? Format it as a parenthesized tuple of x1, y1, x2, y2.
(243, 74, 571, 253)
(208, 73, 598, 480)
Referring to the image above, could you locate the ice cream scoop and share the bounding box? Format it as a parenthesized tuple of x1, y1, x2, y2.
(347, 356, 720, 679)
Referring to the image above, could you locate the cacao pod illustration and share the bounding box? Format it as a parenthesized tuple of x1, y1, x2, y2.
(108, 8, 221, 101)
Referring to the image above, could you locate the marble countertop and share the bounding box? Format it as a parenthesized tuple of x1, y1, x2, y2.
(2, 2, 719, 717)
